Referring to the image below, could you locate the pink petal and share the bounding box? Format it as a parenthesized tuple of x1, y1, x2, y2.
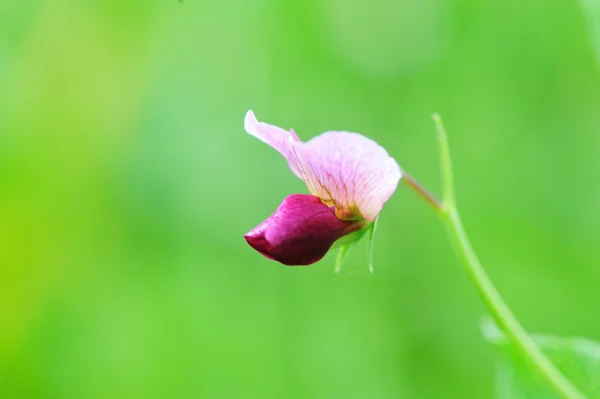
(301, 132, 401, 221)
(244, 194, 363, 265)
(244, 110, 303, 178)
(244, 111, 402, 222)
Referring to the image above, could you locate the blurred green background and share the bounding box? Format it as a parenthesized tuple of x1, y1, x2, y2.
(1, 0, 600, 398)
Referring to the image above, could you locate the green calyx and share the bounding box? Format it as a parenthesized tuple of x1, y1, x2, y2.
(333, 217, 378, 274)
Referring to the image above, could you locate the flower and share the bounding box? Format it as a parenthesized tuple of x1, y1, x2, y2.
(243, 110, 401, 266)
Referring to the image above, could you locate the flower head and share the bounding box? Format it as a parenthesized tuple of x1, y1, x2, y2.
(244, 110, 401, 266)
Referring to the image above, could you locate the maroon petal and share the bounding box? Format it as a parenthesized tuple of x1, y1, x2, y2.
(244, 194, 363, 266)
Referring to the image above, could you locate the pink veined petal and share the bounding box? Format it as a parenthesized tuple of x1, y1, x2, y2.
(300, 132, 402, 221)
(244, 110, 304, 178)
(244, 111, 402, 222)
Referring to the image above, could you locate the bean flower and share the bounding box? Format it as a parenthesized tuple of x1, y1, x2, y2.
(243, 110, 401, 266)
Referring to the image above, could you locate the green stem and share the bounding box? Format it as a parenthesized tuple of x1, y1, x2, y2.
(443, 207, 585, 399)
(401, 172, 444, 217)
(405, 114, 586, 399)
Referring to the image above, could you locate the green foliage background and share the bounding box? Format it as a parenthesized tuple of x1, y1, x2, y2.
(1, 1, 599, 398)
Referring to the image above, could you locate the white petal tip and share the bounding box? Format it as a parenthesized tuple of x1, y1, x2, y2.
(244, 110, 258, 134)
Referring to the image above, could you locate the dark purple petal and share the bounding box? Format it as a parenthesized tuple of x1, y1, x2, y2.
(244, 194, 364, 266)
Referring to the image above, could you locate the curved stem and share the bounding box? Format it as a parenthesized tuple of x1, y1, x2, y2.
(443, 207, 585, 399)
(404, 114, 586, 399)
(434, 114, 586, 399)
(401, 172, 444, 216)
